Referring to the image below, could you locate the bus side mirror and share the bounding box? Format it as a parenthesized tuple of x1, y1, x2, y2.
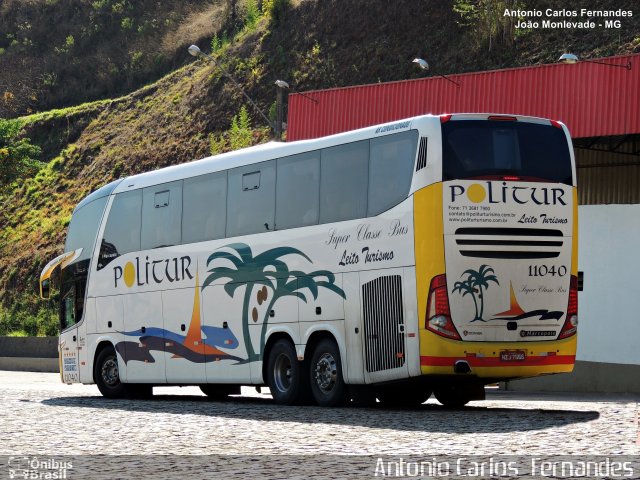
(40, 278, 51, 299)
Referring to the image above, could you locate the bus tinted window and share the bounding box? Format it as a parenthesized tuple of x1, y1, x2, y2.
(442, 121, 573, 185)
(65, 196, 109, 262)
(183, 171, 227, 244)
(98, 190, 142, 268)
(227, 160, 276, 237)
(320, 140, 369, 224)
(368, 130, 418, 216)
(276, 151, 320, 230)
(141, 181, 182, 250)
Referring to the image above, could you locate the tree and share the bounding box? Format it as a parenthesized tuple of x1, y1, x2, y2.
(453, 0, 524, 51)
(202, 243, 345, 362)
(0, 118, 41, 186)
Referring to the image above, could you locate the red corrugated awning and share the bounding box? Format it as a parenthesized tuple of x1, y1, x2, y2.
(287, 53, 639, 141)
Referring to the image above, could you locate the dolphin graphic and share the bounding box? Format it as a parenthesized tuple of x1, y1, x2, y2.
(122, 326, 239, 350)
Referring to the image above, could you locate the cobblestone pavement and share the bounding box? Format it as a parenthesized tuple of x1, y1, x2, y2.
(0, 371, 638, 478)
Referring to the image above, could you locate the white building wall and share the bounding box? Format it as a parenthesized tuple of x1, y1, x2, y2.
(577, 204, 640, 365)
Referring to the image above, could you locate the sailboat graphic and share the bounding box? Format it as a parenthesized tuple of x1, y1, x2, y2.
(178, 271, 239, 357)
(491, 281, 563, 321)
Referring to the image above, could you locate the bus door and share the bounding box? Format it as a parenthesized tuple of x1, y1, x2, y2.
(359, 268, 409, 384)
(59, 271, 82, 384)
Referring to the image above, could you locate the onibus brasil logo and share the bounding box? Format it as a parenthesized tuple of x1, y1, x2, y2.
(7, 456, 73, 479)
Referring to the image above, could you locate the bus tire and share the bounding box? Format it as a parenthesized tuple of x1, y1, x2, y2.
(309, 339, 347, 407)
(377, 386, 431, 408)
(433, 385, 472, 408)
(94, 347, 128, 399)
(266, 339, 307, 405)
(200, 384, 240, 400)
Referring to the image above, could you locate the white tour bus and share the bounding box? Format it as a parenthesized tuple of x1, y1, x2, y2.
(40, 113, 578, 407)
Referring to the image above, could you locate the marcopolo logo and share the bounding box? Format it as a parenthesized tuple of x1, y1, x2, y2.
(114, 255, 193, 288)
(449, 181, 567, 206)
(520, 330, 556, 338)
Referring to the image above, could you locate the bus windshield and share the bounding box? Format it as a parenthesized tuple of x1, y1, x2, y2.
(442, 120, 572, 185)
(59, 196, 109, 330)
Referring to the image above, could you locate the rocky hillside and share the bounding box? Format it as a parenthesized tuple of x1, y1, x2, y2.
(0, 0, 638, 334)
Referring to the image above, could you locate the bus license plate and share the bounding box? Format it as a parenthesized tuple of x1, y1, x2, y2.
(500, 350, 526, 362)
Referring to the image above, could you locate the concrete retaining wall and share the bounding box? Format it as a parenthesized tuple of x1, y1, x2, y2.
(0, 336, 58, 372)
(503, 360, 640, 394)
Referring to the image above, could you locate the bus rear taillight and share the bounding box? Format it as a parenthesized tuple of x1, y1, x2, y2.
(558, 275, 578, 339)
(426, 274, 461, 340)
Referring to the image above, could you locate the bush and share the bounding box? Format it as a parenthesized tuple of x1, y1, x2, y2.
(0, 118, 41, 187)
(244, 0, 260, 31)
(0, 301, 58, 337)
(262, 0, 290, 26)
(229, 105, 252, 150)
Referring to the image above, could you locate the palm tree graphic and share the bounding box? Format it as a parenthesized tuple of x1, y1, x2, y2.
(202, 243, 345, 362)
(452, 265, 499, 322)
(452, 275, 480, 321)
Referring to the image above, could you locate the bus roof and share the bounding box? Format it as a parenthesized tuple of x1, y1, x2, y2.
(108, 113, 559, 195)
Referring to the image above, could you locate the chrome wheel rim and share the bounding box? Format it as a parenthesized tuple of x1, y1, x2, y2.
(273, 353, 292, 393)
(314, 353, 337, 393)
(101, 357, 120, 387)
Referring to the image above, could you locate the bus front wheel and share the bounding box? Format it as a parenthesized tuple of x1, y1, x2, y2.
(266, 339, 308, 405)
(94, 347, 128, 399)
(309, 339, 347, 407)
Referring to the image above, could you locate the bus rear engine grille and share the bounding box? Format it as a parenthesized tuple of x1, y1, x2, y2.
(454, 227, 563, 260)
(362, 275, 405, 373)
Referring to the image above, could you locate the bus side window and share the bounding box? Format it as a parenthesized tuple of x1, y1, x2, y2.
(141, 181, 182, 249)
(368, 130, 418, 216)
(276, 151, 320, 230)
(182, 171, 227, 244)
(226, 160, 276, 236)
(319, 140, 369, 224)
(98, 190, 142, 269)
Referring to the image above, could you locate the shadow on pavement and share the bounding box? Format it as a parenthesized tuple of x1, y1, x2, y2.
(41, 392, 600, 434)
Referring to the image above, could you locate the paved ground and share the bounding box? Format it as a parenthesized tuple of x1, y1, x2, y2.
(0, 371, 638, 479)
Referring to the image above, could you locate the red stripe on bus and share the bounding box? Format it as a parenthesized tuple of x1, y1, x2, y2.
(420, 355, 575, 367)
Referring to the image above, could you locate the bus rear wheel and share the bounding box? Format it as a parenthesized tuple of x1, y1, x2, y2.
(309, 339, 347, 407)
(266, 339, 308, 405)
(94, 347, 128, 399)
(433, 383, 484, 408)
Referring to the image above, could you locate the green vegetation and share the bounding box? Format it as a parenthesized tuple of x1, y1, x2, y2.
(453, 0, 525, 50)
(210, 105, 259, 154)
(0, 119, 41, 186)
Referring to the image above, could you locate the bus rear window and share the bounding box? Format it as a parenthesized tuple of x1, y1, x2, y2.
(442, 120, 573, 185)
